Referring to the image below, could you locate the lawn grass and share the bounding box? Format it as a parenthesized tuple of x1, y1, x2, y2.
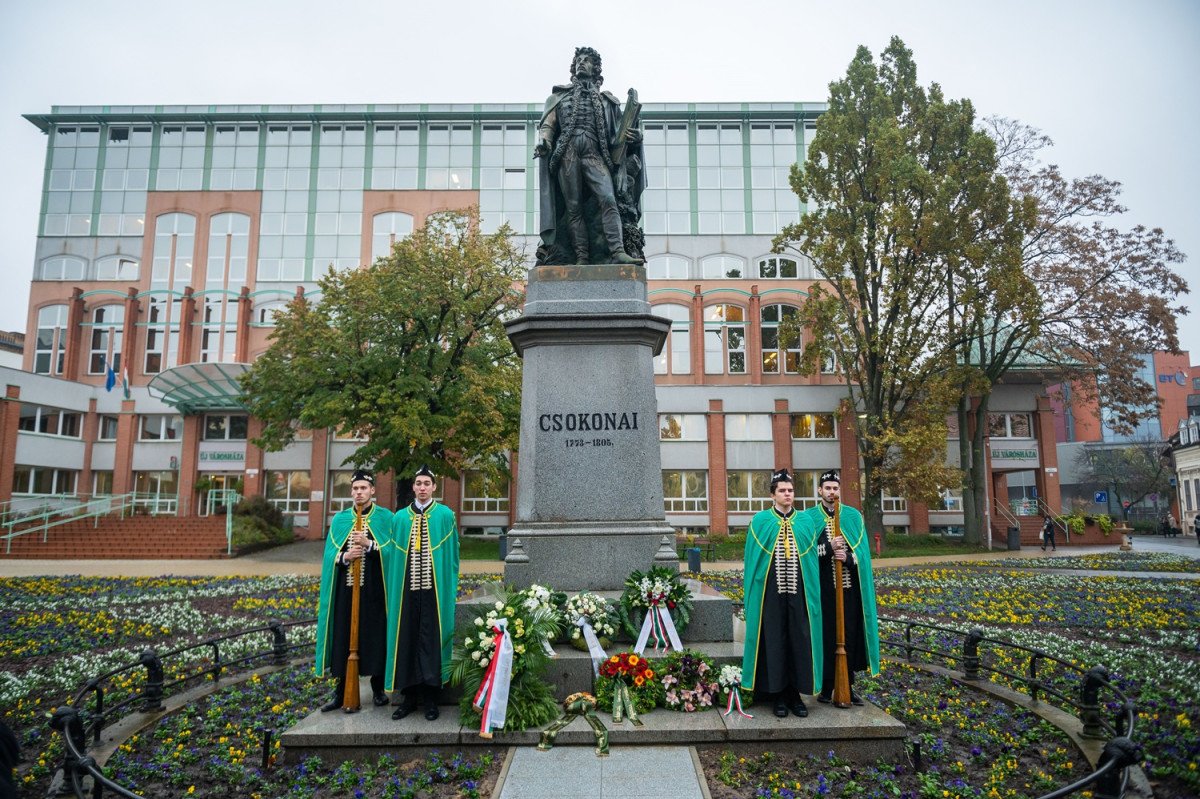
(459, 534, 501, 560)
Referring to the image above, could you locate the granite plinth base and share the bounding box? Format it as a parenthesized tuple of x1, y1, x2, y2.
(503, 520, 677, 591)
(279, 682, 907, 764)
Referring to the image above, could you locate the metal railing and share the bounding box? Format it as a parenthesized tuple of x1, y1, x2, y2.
(879, 615, 1140, 799)
(205, 489, 242, 555)
(49, 617, 316, 799)
(2, 492, 149, 554)
(1036, 498, 1072, 543)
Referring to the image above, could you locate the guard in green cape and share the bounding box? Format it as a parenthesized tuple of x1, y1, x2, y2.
(741, 468, 824, 719)
(314, 468, 394, 711)
(385, 465, 460, 721)
(807, 470, 881, 706)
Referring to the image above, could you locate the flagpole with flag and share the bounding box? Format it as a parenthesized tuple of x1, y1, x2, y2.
(121, 364, 131, 399)
(104, 358, 117, 393)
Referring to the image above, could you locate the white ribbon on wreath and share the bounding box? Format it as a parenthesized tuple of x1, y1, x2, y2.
(472, 617, 513, 737)
(633, 600, 683, 654)
(574, 615, 609, 676)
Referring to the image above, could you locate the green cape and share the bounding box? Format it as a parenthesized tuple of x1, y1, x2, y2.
(803, 503, 881, 676)
(384, 501, 460, 689)
(314, 503, 394, 675)
(741, 506, 824, 692)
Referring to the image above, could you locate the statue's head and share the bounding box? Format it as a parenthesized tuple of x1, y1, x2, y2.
(570, 47, 603, 84)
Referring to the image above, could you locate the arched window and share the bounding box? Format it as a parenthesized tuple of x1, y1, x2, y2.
(757, 256, 798, 279)
(645, 254, 690, 280)
(145, 213, 195, 374)
(39, 256, 87, 281)
(34, 305, 69, 375)
(372, 211, 415, 261)
(87, 305, 124, 375)
(95, 255, 139, 281)
(700, 254, 744, 279)
(652, 304, 691, 375)
(254, 300, 288, 327)
(760, 304, 801, 374)
(202, 213, 251, 363)
(703, 304, 746, 375)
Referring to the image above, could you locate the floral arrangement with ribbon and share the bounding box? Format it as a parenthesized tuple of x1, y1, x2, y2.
(595, 651, 657, 724)
(717, 663, 752, 718)
(565, 591, 618, 659)
(536, 692, 609, 757)
(659, 649, 719, 712)
(516, 583, 566, 655)
(450, 588, 560, 733)
(617, 566, 692, 653)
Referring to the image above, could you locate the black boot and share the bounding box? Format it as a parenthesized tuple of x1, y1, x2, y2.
(321, 679, 345, 712)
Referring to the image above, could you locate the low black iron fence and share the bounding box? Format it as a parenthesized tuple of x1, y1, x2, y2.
(46, 614, 1143, 799)
(878, 614, 1141, 799)
(49, 617, 316, 799)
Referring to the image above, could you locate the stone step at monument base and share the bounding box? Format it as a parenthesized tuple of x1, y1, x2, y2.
(456, 579, 734, 645)
(280, 683, 907, 765)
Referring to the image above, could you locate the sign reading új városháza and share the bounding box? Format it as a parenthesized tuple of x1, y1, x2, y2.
(538, 411, 640, 450)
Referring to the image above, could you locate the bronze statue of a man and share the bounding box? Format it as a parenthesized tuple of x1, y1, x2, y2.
(534, 47, 646, 266)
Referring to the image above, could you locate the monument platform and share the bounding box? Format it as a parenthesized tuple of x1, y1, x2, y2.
(280, 681, 907, 765)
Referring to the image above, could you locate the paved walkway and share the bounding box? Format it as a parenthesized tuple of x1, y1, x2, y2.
(2, 534, 1196, 578)
(498, 746, 704, 799)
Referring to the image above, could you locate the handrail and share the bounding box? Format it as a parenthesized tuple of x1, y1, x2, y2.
(2, 492, 145, 553)
(994, 499, 1021, 536)
(204, 489, 243, 555)
(50, 617, 316, 799)
(879, 614, 1140, 798)
(1036, 498, 1072, 543)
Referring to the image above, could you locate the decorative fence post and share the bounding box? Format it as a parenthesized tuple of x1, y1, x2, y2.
(139, 649, 165, 712)
(269, 620, 288, 666)
(1080, 665, 1109, 740)
(962, 629, 984, 681)
(1095, 736, 1141, 799)
(49, 707, 88, 795)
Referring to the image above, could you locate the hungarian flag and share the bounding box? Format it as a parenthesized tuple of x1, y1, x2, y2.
(121, 365, 131, 399)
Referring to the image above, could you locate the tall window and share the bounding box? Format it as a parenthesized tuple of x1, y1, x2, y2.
(462, 470, 510, 513)
(727, 471, 771, 512)
(641, 124, 691, 235)
(97, 124, 150, 235)
(133, 471, 178, 512)
(761, 304, 801, 374)
(703, 304, 746, 375)
(791, 470, 821, 510)
(39, 256, 86, 281)
(258, 124, 312, 282)
(479, 124, 529, 233)
(790, 413, 837, 439)
(156, 124, 206, 191)
(93, 471, 114, 496)
(44, 124, 100, 236)
(652, 304, 691, 375)
(371, 212, 415, 261)
(749, 123, 800, 234)
(425, 124, 473, 190)
(87, 305, 124, 375)
(314, 124, 365, 272)
(700, 254, 744, 279)
(202, 212, 250, 363)
(695, 124, 745, 234)
(662, 470, 708, 512)
(371, 124, 419, 190)
(34, 305, 68, 375)
(145, 213, 194, 373)
(209, 124, 259, 191)
(646, 255, 690, 280)
(98, 415, 119, 440)
(254, 300, 287, 327)
(881, 493, 908, 513)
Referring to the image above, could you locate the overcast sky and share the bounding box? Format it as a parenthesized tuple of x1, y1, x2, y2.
(1, 0, 1196, 353)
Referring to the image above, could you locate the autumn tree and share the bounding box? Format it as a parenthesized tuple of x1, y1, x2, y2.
(775, 37, 1029, 535)
(1073, 440, 1173, 521)
(948, 118, 1189, 543)
(240, 209, 525, 493)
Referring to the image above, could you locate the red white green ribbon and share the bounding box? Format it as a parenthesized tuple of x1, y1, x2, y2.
(633, 598, 682, 654)
(472, 618, 513, 738)
(722, 686, 752, 718)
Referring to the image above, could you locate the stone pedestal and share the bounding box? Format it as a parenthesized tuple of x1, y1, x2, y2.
(503, 264, 674, 590)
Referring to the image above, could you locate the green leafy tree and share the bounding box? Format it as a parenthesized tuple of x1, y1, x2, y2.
(1073, 440, 1173, 521)
(241, 209, 525, 489)
(775, 37, 1029, 535)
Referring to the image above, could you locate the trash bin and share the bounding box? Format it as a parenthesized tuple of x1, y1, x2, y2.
(687, 547, 702, 573)
(498, 533, 508, 561)
(1006, 526, 1021, 551)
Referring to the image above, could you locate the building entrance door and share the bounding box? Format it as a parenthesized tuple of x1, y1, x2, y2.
(200, 472, 242, 515)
